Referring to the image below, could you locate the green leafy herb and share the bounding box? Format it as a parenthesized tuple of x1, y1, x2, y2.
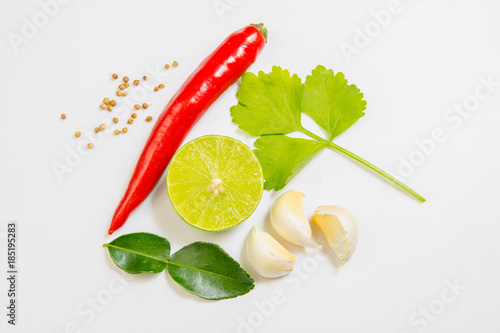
(231, 65, 425, 202)
(103, 232, 170, 274)
(103, 233, 254, 300)
(254, 135, 326, 191)
(168, 242, 254, 300)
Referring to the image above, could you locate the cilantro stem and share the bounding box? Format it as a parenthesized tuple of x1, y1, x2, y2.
(299, 127, 426, 202)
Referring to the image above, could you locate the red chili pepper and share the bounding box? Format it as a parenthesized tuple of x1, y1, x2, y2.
(108, 23, 267, 235)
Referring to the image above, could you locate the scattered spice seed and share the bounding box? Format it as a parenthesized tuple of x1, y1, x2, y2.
(165, 64, 170, 69)
(114, 129, 120, 135)
(110, 100, 117, 106)
(94, 127, 100, 133)
(61, 114, 66, 119)
(173, 61, 178, 67)
(107, 105, 113, 112)
(143, 75, 148, 81)
(145, 116, 153, 122)
(127, 118, 134, 124)
(122, 127, 128, 133)
(122, 91, 128, 97)
(113, 118, 118, 123)
(131, 113, 137, 118)
(133, 80, 139, 86)
(159, 84, 165, 89)
(87, 143, 94, 149)
(123, 76, 129, 83)
(142, 103, 149, 109)
(134, 104, 140, 110)
(154, 86, 159, 92)
(116, 91, 123, 96)
(99, 124, 106, 131)
(112, 73, 118, 79)
(124, 82, 130, 88)
(99, 103, 107, 110)
(103, 97, 110, 105)
(74, 131, 81, 138)
(119, 84, 125, 90)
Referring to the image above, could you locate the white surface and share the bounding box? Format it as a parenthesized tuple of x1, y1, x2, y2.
(1, 0, 500, 332)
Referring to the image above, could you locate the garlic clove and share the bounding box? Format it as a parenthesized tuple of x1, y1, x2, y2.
(312, 205, 359, 264)
(246, 223, 296, 278)
(270, 190, 320, 248)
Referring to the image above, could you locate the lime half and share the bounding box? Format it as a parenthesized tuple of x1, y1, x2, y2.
(166, 135, 263, 231)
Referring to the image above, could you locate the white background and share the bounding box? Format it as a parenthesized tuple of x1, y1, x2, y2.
(1, 0, 500, 332)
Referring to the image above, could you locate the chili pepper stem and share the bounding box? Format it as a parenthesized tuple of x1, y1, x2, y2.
(251, 23, 268, 42)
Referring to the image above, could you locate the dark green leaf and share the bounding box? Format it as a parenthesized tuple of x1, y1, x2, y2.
(104, 232, 170, 274)
(167, 242, 254, 300)
(254, 135, 326, 190)
(231, 66, 304, 136)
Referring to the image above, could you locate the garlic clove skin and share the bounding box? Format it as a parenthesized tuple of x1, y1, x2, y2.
(270, 190, 320, 248)
(246, 223, 296, 278)
(312, 205, 359, 264)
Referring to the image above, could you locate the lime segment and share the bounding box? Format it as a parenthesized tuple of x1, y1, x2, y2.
(167, 135, 263, 231)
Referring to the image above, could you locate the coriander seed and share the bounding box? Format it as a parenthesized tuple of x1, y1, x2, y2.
(145, 116, 153, 122)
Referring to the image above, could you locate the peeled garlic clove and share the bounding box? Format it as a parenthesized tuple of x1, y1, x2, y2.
(246, 223, 295, 278)
(270, 190, 320, 248)
(312, 205, 359, 264)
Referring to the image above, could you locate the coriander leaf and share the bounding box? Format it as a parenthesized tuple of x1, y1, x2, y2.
(103, 233, 170, 274)
(231, 66, 304, 136)
(167, 242, 254, 300)
(302, 65, 367, 141)
(254, 135, 326, 191)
